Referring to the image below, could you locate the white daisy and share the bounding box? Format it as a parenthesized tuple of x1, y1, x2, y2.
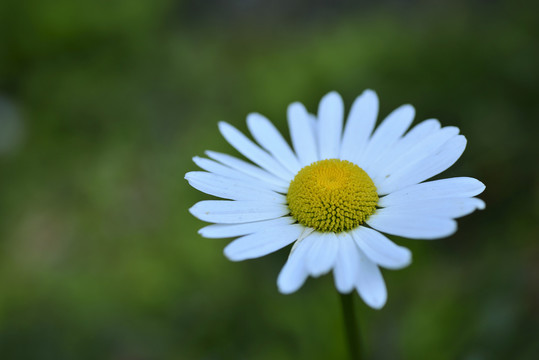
(186, 90, 485, 309)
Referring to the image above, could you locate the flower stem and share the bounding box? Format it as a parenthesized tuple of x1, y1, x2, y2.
(339, 292, 362, 360)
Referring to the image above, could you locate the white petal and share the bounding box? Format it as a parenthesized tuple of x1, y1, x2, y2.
(377, 135, 467, 195)
(192, 156, 287, 193)
(189, 200, 289, 224)
(351, 227, 412, 270)
(367, 209, 458, 239)
(218, 122, 294, 181)
(185, 171, 287, 203)
(379, 197, 486, 218)
(193, 156, 245, 180)
(305, 232, 339, 277)
(287, 102, 319, 166)
(198, 216, 295, 238)
(355, 250, 387, 309)
(308, 113, 318, 137)
(292, 228, 316, 251)
(206, 150, 289, 190)
(368, 119, 441, 180)
(277, 235, 315, 294)
(379, 177, 486, 207)
(333, 233, 361, 293)
(391, 119, 442, 155)
(224, 224, 303, 261)
(317, 91, 344, 159)
(358, 104, 415, 170)
(247, 113, 302, 174)
(339, 89, 379, 162)
(372, 126, 459, 185)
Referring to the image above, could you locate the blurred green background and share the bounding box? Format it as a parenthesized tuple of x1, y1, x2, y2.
(0, 0, 538, 359)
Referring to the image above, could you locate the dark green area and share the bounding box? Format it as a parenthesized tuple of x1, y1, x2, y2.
(0, 0, 537, 359)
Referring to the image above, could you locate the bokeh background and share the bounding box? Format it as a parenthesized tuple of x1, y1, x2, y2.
(1, 0, 538, 359)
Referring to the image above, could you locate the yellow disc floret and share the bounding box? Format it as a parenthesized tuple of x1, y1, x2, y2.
(287, 159, 378, 233)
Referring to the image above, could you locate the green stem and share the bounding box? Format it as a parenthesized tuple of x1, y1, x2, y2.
(340, 292, 362, 360)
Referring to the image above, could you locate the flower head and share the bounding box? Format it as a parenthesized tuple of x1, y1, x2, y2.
(186, 90, 485, 309)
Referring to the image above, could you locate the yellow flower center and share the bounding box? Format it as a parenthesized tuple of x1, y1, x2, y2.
(287, 159, 378, 233)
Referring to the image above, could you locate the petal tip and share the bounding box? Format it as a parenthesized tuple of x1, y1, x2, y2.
(320, 91, 343, 105)
(336, 287, 355, 295)
(246, 112, 264, 125)
(277, 287, 294, 295)
(277, 278, 302, 295)
(476, 198, 486, 210)
(218, 121, 233, 134)
(361, 89, 379, 104)
(326, 90, 341, 97)
(223, 245, 240, 262)
(287, 102, 306, 116)
(401, 250, 413, 269)
(445, 221, 459, 238)
(476, 180, 486, 195)
(370, 301, 386, 310)
(358, 289, 387, 310)
(362, 88, 376, 95)
(402, 104, 416, 116)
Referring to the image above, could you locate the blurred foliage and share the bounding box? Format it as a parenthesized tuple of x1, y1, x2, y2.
(0, 0, 538, 359)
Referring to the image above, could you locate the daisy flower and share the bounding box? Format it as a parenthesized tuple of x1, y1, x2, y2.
(186, 90, 485, 309)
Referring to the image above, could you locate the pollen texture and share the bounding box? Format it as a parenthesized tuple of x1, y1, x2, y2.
(287, 159, 378, 233)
